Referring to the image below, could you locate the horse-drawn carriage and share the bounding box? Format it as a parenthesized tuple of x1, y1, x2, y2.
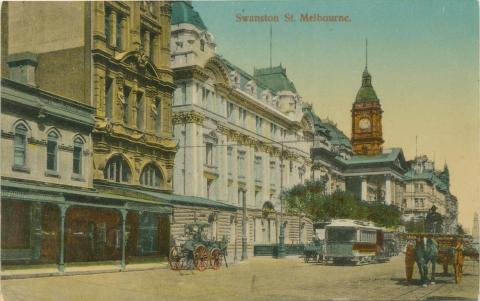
(169, 223, 228, 271)
(402, 233, 465, 284)
(303, 238, 325, 263)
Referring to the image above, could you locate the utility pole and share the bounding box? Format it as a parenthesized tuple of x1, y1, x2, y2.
(277, 140, 286, 258)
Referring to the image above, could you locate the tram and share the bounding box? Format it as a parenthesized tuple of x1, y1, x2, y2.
(324, 219, 389, 264)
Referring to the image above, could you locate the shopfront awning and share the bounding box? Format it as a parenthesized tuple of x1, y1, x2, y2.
(1, 179, 172, 214)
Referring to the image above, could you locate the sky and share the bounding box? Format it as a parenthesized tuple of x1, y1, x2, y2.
(192, 0, 479, 232)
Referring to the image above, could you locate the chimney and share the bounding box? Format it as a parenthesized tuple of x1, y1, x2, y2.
(6, 52, 38, 86)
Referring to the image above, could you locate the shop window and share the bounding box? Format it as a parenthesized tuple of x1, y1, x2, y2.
(104, 155, 131, 183)
(140, 163, 163, 187)
(46, 131, 59, 171)
(14, 123, 27, 166)
(1, 201, 31, 249)
(73, 137, 84, 175)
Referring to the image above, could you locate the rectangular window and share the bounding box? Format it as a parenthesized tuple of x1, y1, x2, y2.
(255, 156, 262, 181)
(116, 15, 122, 49)
(227, 146, 232, 175)
(256, 116, 263, 134)
(73, 144, 82, 175)
(149, 33, 155, 62)
(104, 7, 111, 44)
(182, 82, 187, 104)
(47, 140, 57, 171)
(207, 179, 213, 199)
(227, 102, 234, 121)
(238, 151, 246, 178)
(14, 132, 26, 166)
(105, 77, 113, 119)
(136, 92, 144, 129)
(123, 85, 131, 124)
(205, 142, 213, 165)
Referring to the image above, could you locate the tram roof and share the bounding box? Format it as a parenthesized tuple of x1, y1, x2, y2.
(326, 219, 382, 230)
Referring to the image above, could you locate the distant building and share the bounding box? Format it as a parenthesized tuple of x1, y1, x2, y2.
(403, 156, 457, 233)
(310, 59, 458, 231)
(473, 212, 479, 243)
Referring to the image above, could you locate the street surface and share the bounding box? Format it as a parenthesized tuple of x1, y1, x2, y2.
(1, 255, 478, 301)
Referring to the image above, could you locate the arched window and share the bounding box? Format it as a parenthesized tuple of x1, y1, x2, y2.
(104, 155, 131, 183)
(46, 131, 59, 171)
(73, 137, 84, 175)
(14, 124, 27, 166)
(140, 163, 163, 187)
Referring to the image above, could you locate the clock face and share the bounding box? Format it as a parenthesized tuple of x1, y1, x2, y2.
(359, 118, 371, 130)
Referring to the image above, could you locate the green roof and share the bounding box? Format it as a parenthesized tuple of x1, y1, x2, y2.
(404, 170, 449, 193)
(171, 1, 207, 30)
(135, 189, 238, 211)
(303, 106, 351, 148)
(355, 69, 379, 103)
(254, 65, 297, 93)
(340, 148, 403, 165)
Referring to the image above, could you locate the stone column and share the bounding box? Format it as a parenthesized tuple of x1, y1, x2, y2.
(241, 189, 248, 260)
(143, 30, 150, 57)
(58, 204, 69, 273)
(218, 134, 229, 202)
(94, 2, 105, 38)
(120, 209, 127, 271)
(120, 16, 127, 50)
(31, 203, 42, 260)
(385, 175, 392, 205)
(185, 122, 198, 196)
(361, 176, 368, 202)
(152, 35, 160, 67)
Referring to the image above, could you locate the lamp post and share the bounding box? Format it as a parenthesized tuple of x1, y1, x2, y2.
(241, 189, 248, 260)
(277, 140, 286, 258)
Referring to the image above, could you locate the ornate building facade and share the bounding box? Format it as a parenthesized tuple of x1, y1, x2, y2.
(1, 1, 183, 270)
(170, 2, 314, 259)
(403, 155, 458, 233)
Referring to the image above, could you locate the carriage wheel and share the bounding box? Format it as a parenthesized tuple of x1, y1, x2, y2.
(169, 247, 182, 270)
(210, 248, 222, 270)
(304, 254, 310, 263)
(194, 245, 209, 272)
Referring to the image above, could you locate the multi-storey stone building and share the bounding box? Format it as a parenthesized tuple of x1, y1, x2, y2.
(170, 1, 314, 258)
(403, 155, 457, 233)
(1, 1, 196, 270)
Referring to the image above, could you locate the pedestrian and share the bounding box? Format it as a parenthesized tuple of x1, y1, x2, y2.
(405, 240, 416, 284)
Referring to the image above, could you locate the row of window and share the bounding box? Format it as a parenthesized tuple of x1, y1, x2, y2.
(104, 4, 158, 62)
(12, 124, 164, 188)
(103, 155, 164, 188)
(13, 124, 84, 176)
(105, 78, 162, 133)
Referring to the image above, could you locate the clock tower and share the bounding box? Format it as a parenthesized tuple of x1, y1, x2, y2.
(351, 61, 384, 155)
